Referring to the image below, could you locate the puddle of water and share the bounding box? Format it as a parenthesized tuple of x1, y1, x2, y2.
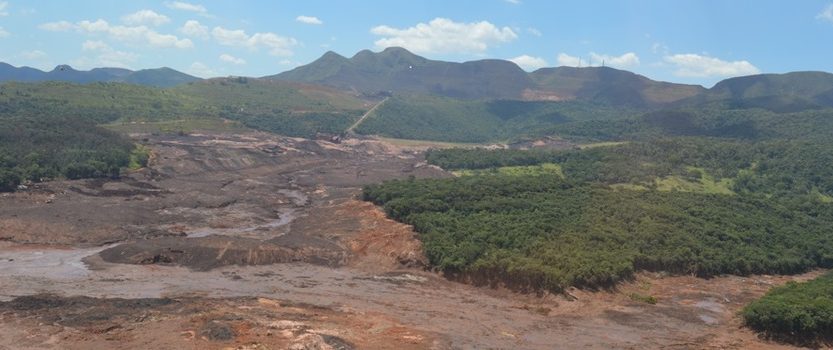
(0, 244, 115, 280)
(187, 207, 297, 238)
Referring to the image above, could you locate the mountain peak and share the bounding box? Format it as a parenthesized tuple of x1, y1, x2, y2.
(51, 64, 77, 73)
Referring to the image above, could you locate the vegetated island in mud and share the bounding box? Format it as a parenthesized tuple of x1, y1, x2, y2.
(0, 131, 824, 350)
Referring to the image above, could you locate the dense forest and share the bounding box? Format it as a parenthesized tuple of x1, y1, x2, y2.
(363, 175, 833, 292)
(425, 138, 833, 199)
(742, 271, 833, 346)
(0, 113, 144, 191)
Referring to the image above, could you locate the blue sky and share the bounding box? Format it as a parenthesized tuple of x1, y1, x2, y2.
(0, 0, 831, 87)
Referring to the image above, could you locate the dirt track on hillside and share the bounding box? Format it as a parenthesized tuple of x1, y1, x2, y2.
(0, 132, 820, 349)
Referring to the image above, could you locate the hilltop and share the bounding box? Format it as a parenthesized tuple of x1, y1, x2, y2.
(0, 63, 200, 88)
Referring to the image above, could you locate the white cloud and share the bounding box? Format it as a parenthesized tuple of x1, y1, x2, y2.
(77, 19, 110, 32)
(296, 15, 322, 25)
(20, 50, 46, 60)
(39, 21, 75, 32)
(505, 0, 521, 4)
(166, 1, 207, 14)
(0, 1, 8, 16)
(82, 40, 108, 51)
(370, 17, 517, 55)
(664, 53, 760, 78)
(75, 41, 138, 69)
(509, 55, 548, 71)
(589, 52, 640, 68)
(556, 53, 581, 67)
(54, 19, 194, 49)
(122, 10, 170, 26)
(818, 4, 833, 23)
(211, 26, 297, 56)
(219, 53, 246, 65)
(187, 61, 216, 78)
(180, 20, 209, 39)
(651, 42, 669, 55)
(526, 27, 542, 37)
(0, 26, 8, 38)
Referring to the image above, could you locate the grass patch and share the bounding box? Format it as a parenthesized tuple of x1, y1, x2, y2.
(376, 137, 486, 149)
(629, 293, 658, 305)
(103, 119, 250, 134)
(655, 167, 734, 195)
(454, 163, 564, 178)
(128, 144, 151, 170)
(578, 141, 630, 149)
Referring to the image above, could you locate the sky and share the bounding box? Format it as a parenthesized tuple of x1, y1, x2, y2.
(0, 0, 831, 87)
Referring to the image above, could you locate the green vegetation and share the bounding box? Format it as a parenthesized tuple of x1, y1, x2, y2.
(454, 163, 564, 178)
(742, 272, 833, 345)
(425, 137, 833, 199)
(355, 95, 637, 142)
(0, 113, 142, 190)
(629, 293, 658, 305)
(363, 175, 833, 292)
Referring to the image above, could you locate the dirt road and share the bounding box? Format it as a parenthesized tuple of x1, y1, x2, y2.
(0, 132, 816, 349)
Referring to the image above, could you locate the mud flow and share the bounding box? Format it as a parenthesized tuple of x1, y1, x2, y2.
(0, 132, 818, 349)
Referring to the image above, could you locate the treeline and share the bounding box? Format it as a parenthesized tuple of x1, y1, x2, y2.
(426, 137, 833, 198)
(363, 175, 833, 292)
(0, 114, 142, 191)
(742, 271, 833, 346)
(220, 108, 363, 139)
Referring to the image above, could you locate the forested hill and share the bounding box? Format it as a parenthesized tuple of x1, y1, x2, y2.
(0, 63, 201, 87)
(267, 47, 703, 105)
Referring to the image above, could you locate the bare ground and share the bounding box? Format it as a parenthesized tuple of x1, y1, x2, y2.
(0, 132, 823, 349)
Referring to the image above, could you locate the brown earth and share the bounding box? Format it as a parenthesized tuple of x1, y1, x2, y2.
(0, 132, 824, 349)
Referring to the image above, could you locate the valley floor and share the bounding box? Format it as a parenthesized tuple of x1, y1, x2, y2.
(0, 132, 820, 349)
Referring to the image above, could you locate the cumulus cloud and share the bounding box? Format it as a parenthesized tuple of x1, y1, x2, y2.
(664, 53, 760, 78)
(589, 52, 640, 68)
(556, 53, 581, 66)
(509, 55, 548, 71)
(0, 26, 8, 38)
(0, 1, 8, 16)
(211, 26, 297, 56)
(180, 20, 209, 39)
(76, 41, 138, 68)
(122, 10, 170, 26)
(39, 21, 75, 31)
(20, 50, 46, 60)
(166, 1, 207, 14)
(187, 61, 216, 77)
(296, 15, 322, 25)
(82, 40, 108, 51)
(41, 19, 193, 49)
(219, 53, 246, 65)
(526, 27, 542, 37)
(370, 17, 517, 55)
(818, 4, 833, 22)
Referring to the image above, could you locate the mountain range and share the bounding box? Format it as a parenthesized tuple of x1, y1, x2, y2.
(0, 63, 200, 88)
(3, 47, 833, 111)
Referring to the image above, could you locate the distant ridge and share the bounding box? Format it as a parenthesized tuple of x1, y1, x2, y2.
(267, 47, 534, 100)
(679, 71, 833, 112)
(0, 63, 201, 88)
(268, 47, 706, 106)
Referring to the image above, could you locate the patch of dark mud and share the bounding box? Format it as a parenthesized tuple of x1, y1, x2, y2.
(321, 334, 355, 350)
(200, 320, 236, 341)
(0, 294, 178, 327)
(97, 236, 347, 271)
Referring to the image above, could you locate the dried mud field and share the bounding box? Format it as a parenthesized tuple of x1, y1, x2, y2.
(0, 132, 821, 349)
